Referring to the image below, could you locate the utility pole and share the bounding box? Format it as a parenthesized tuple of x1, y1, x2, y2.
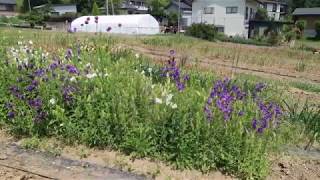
(28, 0, 31, 12)
(177, 0, 181, 34)
(111, 0, 114, 15)
(105, 0, 109, 15)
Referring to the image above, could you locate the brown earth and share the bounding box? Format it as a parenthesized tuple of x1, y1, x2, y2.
(1, 131, 320, 180)
(124, 45, 320, 84)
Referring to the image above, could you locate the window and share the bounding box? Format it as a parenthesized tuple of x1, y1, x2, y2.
(245, 7, 249, 20)
(226, 7, 238, 14)
(204, 7, 214, 14)
(272, 4, 277, 12)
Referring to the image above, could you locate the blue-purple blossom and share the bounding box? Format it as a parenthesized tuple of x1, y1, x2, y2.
(204, 78, 246, 122)
(161, 57, 189, 92)
(34, 69, 45, 77)
(28, 98, 42, 109)
(49, 62, 58, 70)
(66, 64, 79, 74)
(7, 111, 15, 119)
(34, 111, 47, 123)
(65, 48, 73, 59)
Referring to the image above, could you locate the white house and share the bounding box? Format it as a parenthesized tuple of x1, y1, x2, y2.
(260, 0, 287, 21)
(192, 0, 260, 37)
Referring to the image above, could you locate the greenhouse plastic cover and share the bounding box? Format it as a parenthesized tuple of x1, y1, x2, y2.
(71, 14, 160, 35)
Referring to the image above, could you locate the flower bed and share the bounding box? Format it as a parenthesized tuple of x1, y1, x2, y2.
(0, 38, 288, 179)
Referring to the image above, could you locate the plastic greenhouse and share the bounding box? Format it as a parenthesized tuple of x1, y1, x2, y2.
(71, 14, 160, 35)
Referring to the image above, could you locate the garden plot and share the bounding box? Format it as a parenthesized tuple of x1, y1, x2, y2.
(0, 28, 320, 179)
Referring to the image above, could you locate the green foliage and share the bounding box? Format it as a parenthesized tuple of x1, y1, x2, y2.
(166, 12, 179, 26)
(146, 0, 170, 20)
(92, 1, 101, 15)
(255, 7, 269, 21)
(315, 21, 320, 38)
(0, 34, 297, 179)
(185, 23, 217, 41)
(285, 101, 320, 150)
(217, 34, 272, 46)
(21, 137, 41, 150)
(296, 20, 306, 39)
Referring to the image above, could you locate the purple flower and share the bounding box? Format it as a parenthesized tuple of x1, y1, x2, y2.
(9, 85, 19, 94)
(7, 111, 15, 119)
(34, 111, 47, 124)
(28, 98, 42, 109)
(62, 85, 77, 104)
(107, 27, 112, 32)
(252, 119, 257, 129)
(26, 84, 36, 91)
(49, 62, 58, 70)
(238, 111, 244, 116)
(66, 64, 79, 74)
(65, 48, 73, 60)
(169, 50, 176, 56)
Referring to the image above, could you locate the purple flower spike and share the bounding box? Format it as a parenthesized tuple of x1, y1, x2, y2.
(28, 98, 42, 109)
(7, 111, 15, 119)
(65, 48, 73, 60)
(66, 64, 79, 74)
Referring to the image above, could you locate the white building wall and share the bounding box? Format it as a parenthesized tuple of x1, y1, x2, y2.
(192, 0, 248, 37)
(266, 3, 280, 21)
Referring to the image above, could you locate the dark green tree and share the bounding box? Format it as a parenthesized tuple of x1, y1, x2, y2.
(92, 1, 101, 15)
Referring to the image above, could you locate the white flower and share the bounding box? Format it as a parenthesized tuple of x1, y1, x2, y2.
(151, 85, 155, 89)
(148, 67, 152, 73)
(135, 53, 140, 58)
(171, 103, 178, 109)
(86, 73, 97, 79)
(85, 63, 91, 68)
(104, 73, 109, 77)
(49, 98, 56, 105)
(155, 98, 163, 104)
(70, 76, 76, 82)
(17, 41, 22, 45)
(165, 94, 173, 105)
(28, 40, 33, 45)
(141, 70, 145, 75)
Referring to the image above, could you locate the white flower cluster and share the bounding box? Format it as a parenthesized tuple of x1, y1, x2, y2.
(154, 93, 177, 109)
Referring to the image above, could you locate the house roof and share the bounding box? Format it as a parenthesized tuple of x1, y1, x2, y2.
(292, 8, 320, 15)
(0, 0, 16, 5)
(33, 4, 77, 9)
(259, 0, 287, 5)
(170, 0, 191, 10)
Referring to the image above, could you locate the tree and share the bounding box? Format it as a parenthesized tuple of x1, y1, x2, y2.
(146, 0, 170, 21)
(92, 1, 101, 15)
(20, 0, 62, 13)
(255, 7, 269, 21)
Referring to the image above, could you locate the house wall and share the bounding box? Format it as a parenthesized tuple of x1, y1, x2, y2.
(192, 0, 258, 37)
(53, 6, 77, 15)
(265, 3, 280, 21)
(296, 15, 320, 37)
(0, 4, 16, 11)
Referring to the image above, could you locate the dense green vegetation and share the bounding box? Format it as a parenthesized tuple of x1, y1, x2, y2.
(0, 29, 319, 179)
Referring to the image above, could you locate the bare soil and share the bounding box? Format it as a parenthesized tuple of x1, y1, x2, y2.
(125, 45, 320, 84)
(1, 131, 320, 180)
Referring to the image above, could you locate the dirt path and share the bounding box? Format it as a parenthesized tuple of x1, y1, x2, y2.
(0, 142, 146, 180)
(125, 45, 320, 84)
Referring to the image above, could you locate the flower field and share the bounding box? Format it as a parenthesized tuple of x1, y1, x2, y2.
(0, 29, 319, 179)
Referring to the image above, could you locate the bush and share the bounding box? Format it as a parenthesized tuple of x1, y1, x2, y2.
(295, 20, 306, 39)
(185, 23, 217, 41)
(217, 34, 272, 46)
(315, 21, 320, 38)
(255, 7, 269, 21)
